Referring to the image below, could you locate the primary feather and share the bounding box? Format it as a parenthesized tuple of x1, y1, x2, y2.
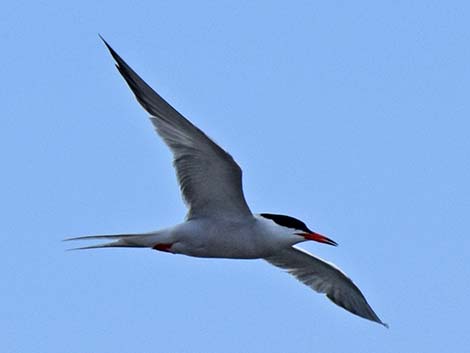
(100, 36, 251, 220)
(265, 246, 387, 327)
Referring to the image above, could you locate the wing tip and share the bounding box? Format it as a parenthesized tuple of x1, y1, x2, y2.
(98, 34, 113, 55)
(99, 35, 128, 71)
(364, 309, 389, 328)
(367, 307, 389, 328)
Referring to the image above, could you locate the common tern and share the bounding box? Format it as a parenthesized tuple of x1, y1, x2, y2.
(67, 37, 387, 327)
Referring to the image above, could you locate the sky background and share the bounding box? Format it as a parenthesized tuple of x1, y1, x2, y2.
(2, 1, 470, 352)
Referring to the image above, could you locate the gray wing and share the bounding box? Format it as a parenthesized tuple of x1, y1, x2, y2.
(101, 37, 252, 219)
(265, 246, 387, 326)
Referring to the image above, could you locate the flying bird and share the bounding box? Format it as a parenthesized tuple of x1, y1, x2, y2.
(67, 37, 387, 327)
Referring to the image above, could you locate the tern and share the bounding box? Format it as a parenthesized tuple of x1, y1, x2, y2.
(67, 37, 387, 327)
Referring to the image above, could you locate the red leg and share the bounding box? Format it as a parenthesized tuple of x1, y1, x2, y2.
(152, 243, 174, 253)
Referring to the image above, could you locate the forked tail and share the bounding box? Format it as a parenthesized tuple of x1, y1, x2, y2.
(64, 232, 160, 250)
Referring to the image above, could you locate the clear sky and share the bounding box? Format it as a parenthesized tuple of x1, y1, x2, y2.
(2, 1, 470, 352)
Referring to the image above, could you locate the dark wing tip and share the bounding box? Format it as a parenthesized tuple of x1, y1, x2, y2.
(99, 34, 113, 56)
(98, 35, 163, 117)
(326, 291, 388, 327)
(99, 35, 127, 70)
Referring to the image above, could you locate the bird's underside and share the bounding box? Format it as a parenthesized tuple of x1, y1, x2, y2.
(66, 36, 387, 328)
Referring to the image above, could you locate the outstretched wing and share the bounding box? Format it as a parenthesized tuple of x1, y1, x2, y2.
(265, 246, 387, 326)
(102, 37, 252, 219)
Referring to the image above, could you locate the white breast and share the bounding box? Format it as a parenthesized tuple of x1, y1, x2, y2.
(169, 215, 296, 259)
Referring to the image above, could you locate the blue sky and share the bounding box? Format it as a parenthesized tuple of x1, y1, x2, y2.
(2, 1, 470, 352)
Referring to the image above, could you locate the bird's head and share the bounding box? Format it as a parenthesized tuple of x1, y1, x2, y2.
(260, 213, 337, 246)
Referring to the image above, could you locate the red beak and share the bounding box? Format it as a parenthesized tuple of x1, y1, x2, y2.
(300, 231, 338, 246)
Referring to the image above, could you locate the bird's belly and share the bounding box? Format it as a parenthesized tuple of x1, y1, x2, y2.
(172, 233, 276, 259)
(167, 218, 285, 259)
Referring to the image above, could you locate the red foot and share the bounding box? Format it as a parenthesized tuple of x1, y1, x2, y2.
(152, 243, 173, 253)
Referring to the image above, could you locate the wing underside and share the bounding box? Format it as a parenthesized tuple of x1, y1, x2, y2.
(101, 37, 252, 219)
(265, 246, 387, 326)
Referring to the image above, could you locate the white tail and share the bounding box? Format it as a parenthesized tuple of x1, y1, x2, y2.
(64, 232, 162, 251)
